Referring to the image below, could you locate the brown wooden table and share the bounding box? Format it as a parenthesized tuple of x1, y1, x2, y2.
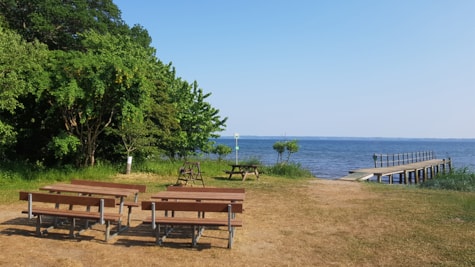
(149, 190, 245, 236)
(225, 164, 259, 181)
(39, 183, 139, 233)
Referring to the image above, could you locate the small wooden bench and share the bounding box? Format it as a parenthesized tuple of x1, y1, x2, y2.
(19, 191, 121, 241)
(70, 179, 146, 227)
(167, 185, 245, 194)
(141, 201, 243, 248)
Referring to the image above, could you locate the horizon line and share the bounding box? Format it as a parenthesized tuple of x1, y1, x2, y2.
(215, 135, 475, 140)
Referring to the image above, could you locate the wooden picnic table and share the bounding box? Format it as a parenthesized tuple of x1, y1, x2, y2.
(145, 189, 246, 248)
(225, 164, 259, 181)
(39, 183, 139, 232)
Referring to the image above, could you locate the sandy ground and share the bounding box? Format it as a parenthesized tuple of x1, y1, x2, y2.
(0, 179, 366, 267)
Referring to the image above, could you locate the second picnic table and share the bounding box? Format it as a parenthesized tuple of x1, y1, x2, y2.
(225, 164, 259, 181)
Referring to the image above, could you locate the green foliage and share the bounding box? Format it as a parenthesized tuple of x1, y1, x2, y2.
(264, 162, 314, 178)
(239, 157, 262, 166)
(0, 0, 127, 51)
(0, 2, 226, 168)
(272, 141, 285, 163)
(0, 23, 49, 154)
(47, 132, 81, 160)
(46, 30, 158, 166)
(419, 168, 475, 192)
(211, 144, 232, 161)
(160, 80, 227, 159)
(272, 140, 300, 164)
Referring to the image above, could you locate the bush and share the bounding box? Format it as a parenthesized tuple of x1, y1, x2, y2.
(419, 168, 475, 192)
(264, 162, 314, 178)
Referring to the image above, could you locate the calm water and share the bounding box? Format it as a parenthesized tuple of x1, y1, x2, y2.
(212, 137, 475, 179)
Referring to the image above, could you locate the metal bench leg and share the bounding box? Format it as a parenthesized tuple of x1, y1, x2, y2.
(227, 224, 236, 249)
(105, 220, 111, 241)
(192, 225, 197, 247)
(127, 206, 132, 227)
(69, 218, 76, 238)
(36, 216, 42, 236)
(156, 224, 164, 245)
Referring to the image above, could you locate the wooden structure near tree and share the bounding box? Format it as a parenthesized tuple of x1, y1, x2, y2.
(175, 162, 205, 187)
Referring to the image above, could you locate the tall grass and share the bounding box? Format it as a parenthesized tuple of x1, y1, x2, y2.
(0, 157, 313, 196)
(263, 162, 314, 178)
(0, 162, 118, 203)
(420, 168, 475, 192)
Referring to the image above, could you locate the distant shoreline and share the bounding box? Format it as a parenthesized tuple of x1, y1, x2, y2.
(216, 136, 475, 141)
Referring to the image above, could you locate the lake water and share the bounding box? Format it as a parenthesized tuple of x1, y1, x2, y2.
(212, 137, 475, 179)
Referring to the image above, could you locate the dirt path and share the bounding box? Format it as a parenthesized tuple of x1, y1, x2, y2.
(0, 179, 368, 266)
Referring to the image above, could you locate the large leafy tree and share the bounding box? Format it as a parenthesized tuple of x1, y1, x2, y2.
(47, 30, 156, 166)
(0, 0, 128, 51)
(162, 79, 227, 159)
(0, 1, 228, 167)
(0, 21, 49, 157)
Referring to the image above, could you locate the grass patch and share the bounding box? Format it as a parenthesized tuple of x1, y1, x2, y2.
(1, 161, 475, 265)
(420, 167, 475, 192)
(263, 162, 314, 178)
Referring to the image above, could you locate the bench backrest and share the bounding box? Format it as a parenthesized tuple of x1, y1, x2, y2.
(71, 179, 146, 193)
(167, 186, 245, 194)
(19, 191, 116, 207)
(141, 200, 243, 213)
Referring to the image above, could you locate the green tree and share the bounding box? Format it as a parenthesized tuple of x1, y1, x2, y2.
(0, 2, 228, 167)
(284, 140, 299, 163)
(273, 140, 299, 164)
(0, 22, 49, 157)
(212, 144, 232, 161)
(47, 31, 156, 166)
(0, 0, 128, 51)
(272, 141, 286, 164)
(160, 78, 227, 160)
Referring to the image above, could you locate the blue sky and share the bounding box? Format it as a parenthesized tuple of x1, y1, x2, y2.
(114, 0, 475, 138)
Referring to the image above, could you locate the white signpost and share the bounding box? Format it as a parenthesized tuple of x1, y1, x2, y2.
(234, 133, 240, 164)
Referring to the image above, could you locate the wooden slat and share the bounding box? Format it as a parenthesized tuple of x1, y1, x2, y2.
(167, 186, 245, 193)
(141, 201, 243, 213)
(339, 172, 374, 181)
(19, 191, 116, 207)
(151, 191, 245, 202)
(71, 179, 146, 193)
(39, 183, 137, 197)
(143, 216, 243, 227)
(22, 208, 121, 221)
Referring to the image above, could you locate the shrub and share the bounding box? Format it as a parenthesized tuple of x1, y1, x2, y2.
(419, 168, 475, 192)
(264, 162, 313, 178)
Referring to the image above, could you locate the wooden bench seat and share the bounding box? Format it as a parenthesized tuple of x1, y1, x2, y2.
(19, 191, 121, 241)
(167, 185, 245, 193)
(70, 179, 146, 227)
(141, 201, 243, 248)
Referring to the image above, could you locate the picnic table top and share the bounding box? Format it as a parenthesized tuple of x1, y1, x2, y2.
(39, 183, 138, 198)
(230, 164, 259, 168)
(151, 190, 245, 202)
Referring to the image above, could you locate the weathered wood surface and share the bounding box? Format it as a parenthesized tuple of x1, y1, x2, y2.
(341, 159, 451, 183)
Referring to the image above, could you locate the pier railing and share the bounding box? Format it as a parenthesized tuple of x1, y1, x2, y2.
(373, 151, 435, 168)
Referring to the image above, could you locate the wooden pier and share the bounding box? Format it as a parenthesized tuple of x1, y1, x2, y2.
(340, 151, 452, 184)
